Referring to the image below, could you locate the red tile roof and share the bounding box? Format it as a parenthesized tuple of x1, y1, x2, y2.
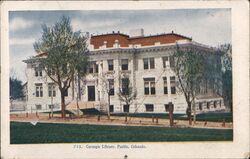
(90, 32, 192, 49)
(36, 52, 48, 57)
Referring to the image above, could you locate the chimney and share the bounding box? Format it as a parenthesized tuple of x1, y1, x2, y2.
(129, 28, 144, 38)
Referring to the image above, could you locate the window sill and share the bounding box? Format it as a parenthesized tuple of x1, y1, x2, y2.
(121, 70, 131, 74)
(88, 73, 99, 76)
(107, 70, 115, 74)
(144, 95, 157, 97)
(144, 68, 155, 70)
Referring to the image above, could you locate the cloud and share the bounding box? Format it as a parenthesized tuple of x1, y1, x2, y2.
(9, 17, 35, 31)
(71, 18, 123, 32)
(9, 37, 36, 46)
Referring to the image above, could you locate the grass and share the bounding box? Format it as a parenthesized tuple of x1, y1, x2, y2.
(10, 122, 233, 144)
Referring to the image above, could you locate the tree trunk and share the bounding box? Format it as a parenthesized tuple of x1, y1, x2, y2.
(193, 101, 196, 125)
(76, 93, 79, 117)
(61, 91, 66, 118)
(186, 102, 192, 125)
(107, 94, 110, 119)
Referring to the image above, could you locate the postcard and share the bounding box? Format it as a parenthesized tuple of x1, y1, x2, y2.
(1, 1, 249, 159)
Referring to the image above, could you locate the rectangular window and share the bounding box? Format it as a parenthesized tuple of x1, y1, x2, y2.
(35, 70, 38, 77)
(121, 78, 129, 95)
(144, 78, 156, 95)
(143, 58, 155, 69)
(149, 58, 155, 69)
(144, 81, 149, 95)
(121, 59, 128, 70)
(150, 81, 155, 95)
(108, 60, 114, 71)
(109, 105, 114, 112)
(162, 56, 169, 68)
(49, 104, 54, 109)
(89, 63, 94, 73)
(163, 77, 168, 94)
(89, 61, 98, 73)
(35, 83, 43, 97)
(165, 104, 170, 112)
(169, 56, 175, 68)
(214, 101, 217, 108)
(95, 63, 99, 73)
(88, 86, 95, 101)
(199, 103, 203, 110)
(145, 104, 154, 112)
(123, 105, 129, 113)
(143, 59, 149, 69)
(36, 104, 42, 110)
(48, 83, 56, 97)
(170, 76, 176, 94)
(108, 79, 114, 96)
(207, 102, 210, 109)
(35, 64, 43, 77)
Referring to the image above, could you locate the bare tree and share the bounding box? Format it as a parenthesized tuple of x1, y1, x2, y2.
(117, 76, 137, 115)
(173, 44, 221, 124)
(98, 72, 118, 119)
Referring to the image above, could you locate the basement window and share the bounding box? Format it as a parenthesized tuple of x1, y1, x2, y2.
(109, 105, 114, 112)
(36, 104, 42, 110)
(207, 102, 210, 109)
(123, 105, 129, 113)
(145, 104, 154, 112)
(199, 103, 203, 110)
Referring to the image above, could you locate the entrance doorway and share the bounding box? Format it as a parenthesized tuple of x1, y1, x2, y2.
(88, 86, 95, 101)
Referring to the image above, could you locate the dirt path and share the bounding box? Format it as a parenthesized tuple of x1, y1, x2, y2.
(10, 113, 233, 129)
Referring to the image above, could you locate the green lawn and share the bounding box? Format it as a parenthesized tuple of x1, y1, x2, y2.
(10, 122, 233, 144)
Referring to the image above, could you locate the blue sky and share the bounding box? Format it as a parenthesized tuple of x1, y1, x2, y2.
(9, 9, 231, 82)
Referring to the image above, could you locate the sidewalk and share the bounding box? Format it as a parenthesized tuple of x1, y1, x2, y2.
(10, 113, 233, 129)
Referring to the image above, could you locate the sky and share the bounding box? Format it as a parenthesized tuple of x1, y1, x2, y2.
(9, 9, 231, 82)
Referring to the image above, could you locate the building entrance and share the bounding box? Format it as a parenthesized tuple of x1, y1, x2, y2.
(88, 86, 95, 101)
